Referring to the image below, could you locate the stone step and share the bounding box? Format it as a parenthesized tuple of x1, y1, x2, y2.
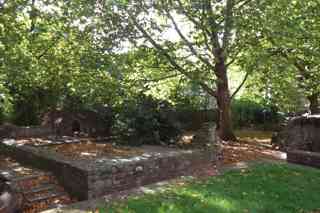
(0, 164, 34, 180)
(0, 163, 39, 180)
(22, 181, 73, 212)
(13, 174, 54, 190)
(27, 191, 69, 203)
(12, 174, 46, 182)
(0, 168, 17, 180)
(0, 156, 75, 212)
(23, 184, 56, 195)
(23, 193, 72, 213)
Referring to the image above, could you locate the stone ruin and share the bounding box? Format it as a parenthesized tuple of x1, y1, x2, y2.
(272, 115, 320, 152)
(192, 122, 217, 146)
(0, 119, 222, 211)
(0, 109, 112, 139)
(272, 115, 320, 168)
(0, 105, 223, 212)
(42, 109, 112, 137)
(0, 180, 23, 213)
(191, 122, 223, 164)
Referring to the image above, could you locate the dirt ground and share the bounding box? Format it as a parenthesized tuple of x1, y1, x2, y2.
(178, 129, 285, 165)
(222, 129, 286, 165)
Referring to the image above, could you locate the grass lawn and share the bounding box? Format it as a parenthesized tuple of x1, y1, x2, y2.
(103, 163, 320, 213)
(235, 129, 273, 142)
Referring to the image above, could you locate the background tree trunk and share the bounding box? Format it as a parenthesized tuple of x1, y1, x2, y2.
(308, 93, 320, 115)
(215, 55, 237, 141)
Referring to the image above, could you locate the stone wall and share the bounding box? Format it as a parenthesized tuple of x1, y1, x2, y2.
(87, 149, 217, 199)
(0, 140, 220, 200)
(273, 115, 320, 168)
(0, 124, 52, 139)
(287, 150, 320, 169)
(0, 141, 89, 200)
(42, 109, 112, 137)
(272, 115, 320, 151)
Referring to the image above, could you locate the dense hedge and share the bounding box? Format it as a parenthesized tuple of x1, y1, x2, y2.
(231, 98, 282, 129)
(113, 95, 182, 146)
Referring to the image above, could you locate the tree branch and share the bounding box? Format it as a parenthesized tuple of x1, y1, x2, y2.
(235, 0, 253, 10)
(267, 37, 311, 79)
(165, 9, 215, 69)
(30, 0, 36, 32)
(177, 0, 221, 52)
(0, 1, 5, 11)
(143, 73, 182, 83)
(37, 36, 60, 60)
(129, 14, 217, 97)
(222, 0, 234, 51)
(230, 71, 249, 99)
(226, 47, 242, 67)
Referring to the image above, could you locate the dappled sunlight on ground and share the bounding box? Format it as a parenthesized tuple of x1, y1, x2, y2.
(222, 129, 285, 165)
(178, 129, 285, 165)
(45, 142, 145, 160)
(102, 164, 320, 213)
(235, 129, 273, 144)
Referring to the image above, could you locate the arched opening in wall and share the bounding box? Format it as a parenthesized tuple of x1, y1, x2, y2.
(71, 120, 81, 134)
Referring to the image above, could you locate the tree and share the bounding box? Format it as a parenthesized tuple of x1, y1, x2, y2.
(95, 0, 263, 141)
(240, 0, 320, 114)
(113, 46, 212, 110)
(0, 0, 119, 124)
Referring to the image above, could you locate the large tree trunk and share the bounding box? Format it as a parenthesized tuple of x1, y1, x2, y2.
(308, 93, 320, 115)
(215, 54, 237, 141)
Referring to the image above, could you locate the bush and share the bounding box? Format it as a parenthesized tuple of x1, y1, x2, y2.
(113, 95, 182, 146)
(231, 98, 282, 129)
(0, 108, 4, 125)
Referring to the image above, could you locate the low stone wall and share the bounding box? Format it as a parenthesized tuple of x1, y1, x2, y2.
(0, 141, 88, 199)
(0, 124, 52, 138)
(0, 140, 219, 200)
(272, 115, 320, 151)
(287, 150, 320, 169)
(87, 149, 216, 199)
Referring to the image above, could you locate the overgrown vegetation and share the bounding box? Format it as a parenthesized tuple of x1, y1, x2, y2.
(114, 95, 182, 146)
(104, 163, 320, 213)
(1, 0, 320, 135)
(231, 98, 283, 130)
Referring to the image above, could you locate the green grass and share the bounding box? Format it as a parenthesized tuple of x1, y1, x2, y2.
(235, 129, 273, 141)
(102, 163, 320, 213)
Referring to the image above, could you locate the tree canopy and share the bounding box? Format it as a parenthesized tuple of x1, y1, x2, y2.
(1, 0, 320, 135)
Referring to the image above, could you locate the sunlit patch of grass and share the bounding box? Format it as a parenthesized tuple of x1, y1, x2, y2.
(235, 129, 273, 144)
(102, 163, 320, 213)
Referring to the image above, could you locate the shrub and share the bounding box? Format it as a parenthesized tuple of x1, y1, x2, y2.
(114, 95, 182, 146)
(231, 98, 282, 129)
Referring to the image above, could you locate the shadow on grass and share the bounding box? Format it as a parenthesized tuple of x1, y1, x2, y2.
(103, 163, 320, 213)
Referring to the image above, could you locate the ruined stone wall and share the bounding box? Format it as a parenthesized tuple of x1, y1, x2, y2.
(0, 124, 52, 138)
(0, 140, 220, 200)
(274, 115, 320, 168)
(0, 141, 88, 200)
(287, 150, 320, 169)
(273, 116, 320, 152)
(87, 149, 216, 199)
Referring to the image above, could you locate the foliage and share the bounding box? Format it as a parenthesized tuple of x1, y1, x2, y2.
(1, 0, 320, 129)
(104, 163, 320, 213)
(93, 0, 271, 140)
(0, 0, 119, 125)
(240, 71, 308, 114)
(114, 47, 214, 111)
(237, 0, 320, 113)
(0, 76, 12, 124)
(231, 98, 283, 129)
(114, 94, 182, 146)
